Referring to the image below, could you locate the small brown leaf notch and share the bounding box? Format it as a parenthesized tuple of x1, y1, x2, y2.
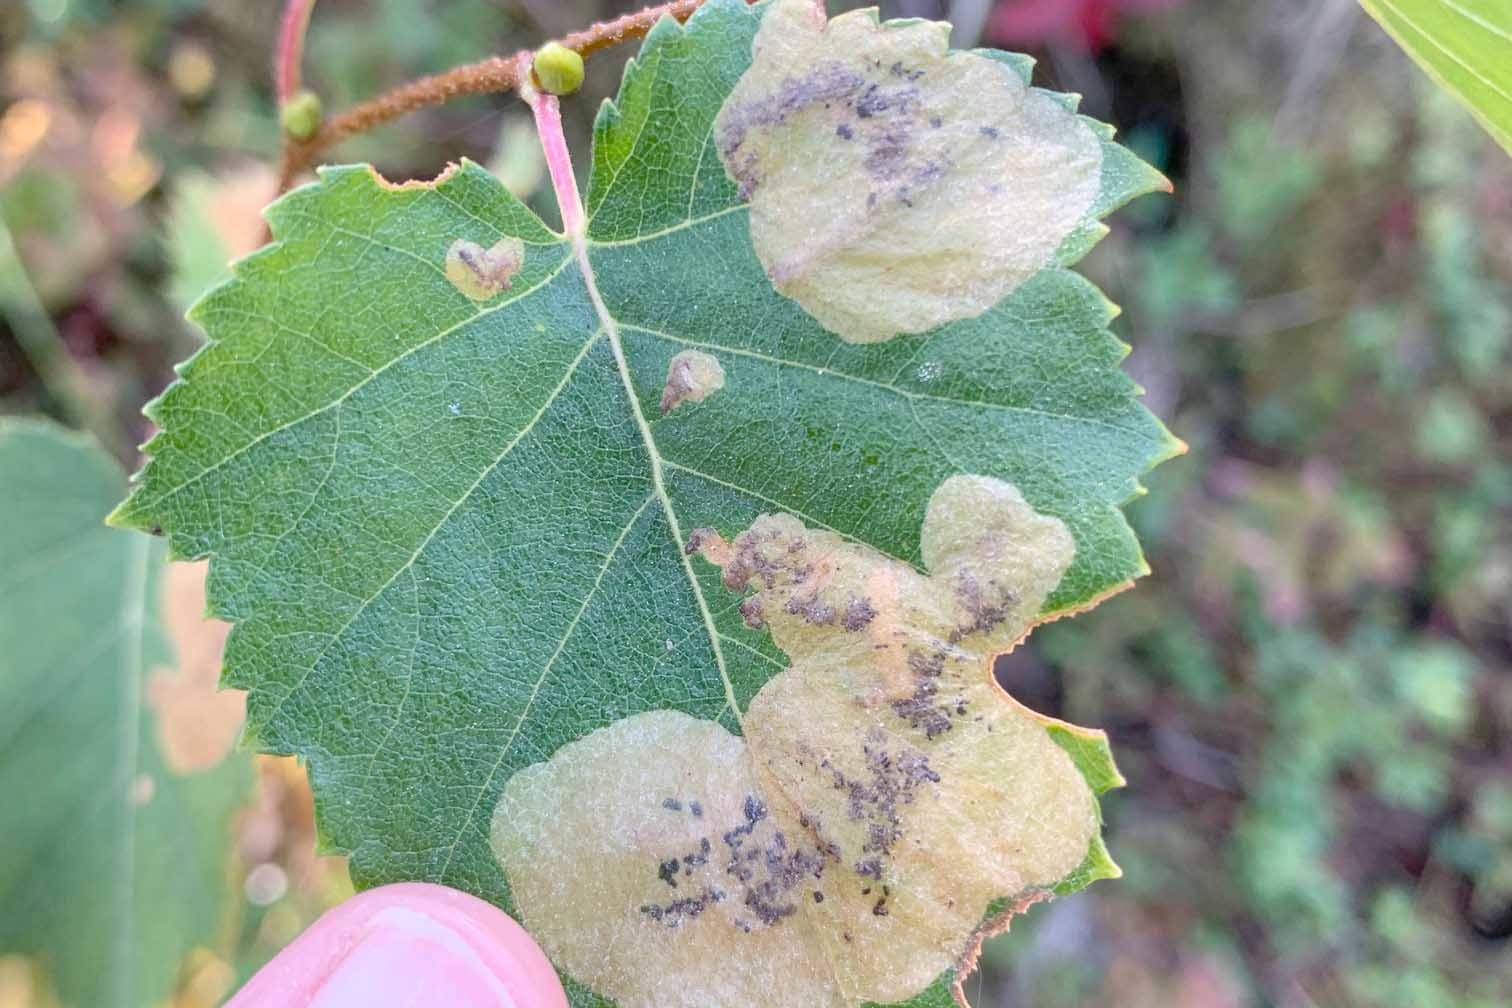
(660, 350, 727, 414)
(491, 476, 1105, 1007)
(444, 236, 526, 300)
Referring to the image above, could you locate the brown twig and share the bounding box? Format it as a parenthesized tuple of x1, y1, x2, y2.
(276, 0, 726, 192)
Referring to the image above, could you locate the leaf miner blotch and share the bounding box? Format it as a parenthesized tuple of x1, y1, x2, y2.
(490, 476, 1109, 1007)
(714, 0, 1102, 343)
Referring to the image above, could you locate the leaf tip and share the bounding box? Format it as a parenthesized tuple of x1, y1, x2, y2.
(103, 498, 136, 531)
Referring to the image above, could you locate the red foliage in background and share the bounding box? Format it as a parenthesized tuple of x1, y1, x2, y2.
(989, 0, 1185, 51)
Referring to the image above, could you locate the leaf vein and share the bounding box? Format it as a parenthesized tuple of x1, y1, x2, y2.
(143, 255, 572, 511)
(659, 457, 915, 569)
(1375, 0, 1512, 104)
(252, 330, 602, 739)
(626, 323, 1161, 441)
(435, 492, 657, 876)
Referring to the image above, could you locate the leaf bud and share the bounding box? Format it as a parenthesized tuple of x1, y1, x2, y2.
(532, 42, 585, 96)
(280, 90, 323, 142)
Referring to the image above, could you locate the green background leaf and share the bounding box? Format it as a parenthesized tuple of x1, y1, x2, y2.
(0, 419, 249, 1008)
(1359, 0, 1512, 155)
(109, 0, 1174, 1001)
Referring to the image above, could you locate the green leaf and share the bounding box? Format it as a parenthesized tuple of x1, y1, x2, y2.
(0, 419, 250, 1008)
(1359, 0, 1512, 155)
(111, 0, 1175, 1002)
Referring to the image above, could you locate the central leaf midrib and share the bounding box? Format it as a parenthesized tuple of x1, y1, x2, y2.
(571, 232, 744, 728)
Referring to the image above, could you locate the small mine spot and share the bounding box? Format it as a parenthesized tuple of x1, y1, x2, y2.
(444, 236, 525, 300)
(683, 527, 718, 556)
(842, 596, 876, 631)
(129, 773, 155, 807)
(740, 597, 766, 629)
(660, 350, 726, 414)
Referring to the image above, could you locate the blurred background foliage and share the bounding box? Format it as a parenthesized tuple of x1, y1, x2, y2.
(0, 0, 1508, 1006)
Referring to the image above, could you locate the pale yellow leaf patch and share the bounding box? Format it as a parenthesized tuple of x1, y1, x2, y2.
(0, 955, 48, 1008)
(444, 236, 526, 301)
(491, 476, 1098, 1007)
(491, 712, 844, 1008)
(714, 0, 1102, 344)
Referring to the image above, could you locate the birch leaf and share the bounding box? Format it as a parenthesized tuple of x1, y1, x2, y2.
(110, 1, 1176, 1003)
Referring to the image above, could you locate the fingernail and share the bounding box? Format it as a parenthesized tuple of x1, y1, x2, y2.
(229, 882, 568, 1008)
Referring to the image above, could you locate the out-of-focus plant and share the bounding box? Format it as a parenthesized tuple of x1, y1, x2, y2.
(1359, 0, 1512, 155)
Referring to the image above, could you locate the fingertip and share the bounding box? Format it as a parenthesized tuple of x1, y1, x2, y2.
(228, 882, 568, 1008)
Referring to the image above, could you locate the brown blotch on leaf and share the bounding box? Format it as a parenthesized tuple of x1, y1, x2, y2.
(490, 713, 846, 1006)
(659, 349, 727, 414)
(444, 235, 525, 300)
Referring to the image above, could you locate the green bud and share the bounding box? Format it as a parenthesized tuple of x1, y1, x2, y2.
(532, 42, 585, 96)
(280, 90, 323, 142)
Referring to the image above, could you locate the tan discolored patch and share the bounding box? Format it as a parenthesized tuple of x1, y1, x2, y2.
(660, 350, 727, 414)
(0, 955, 47, 1008)
(713, 0, 1102, 344)
(444, 236, 526, 300)
(491, 712, 846, 1008)
(204, 164, 277, 261)
(491, 476, 1103, 1007)
(720, 475, 1090, 1001)
(148, 561, 244, 774)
